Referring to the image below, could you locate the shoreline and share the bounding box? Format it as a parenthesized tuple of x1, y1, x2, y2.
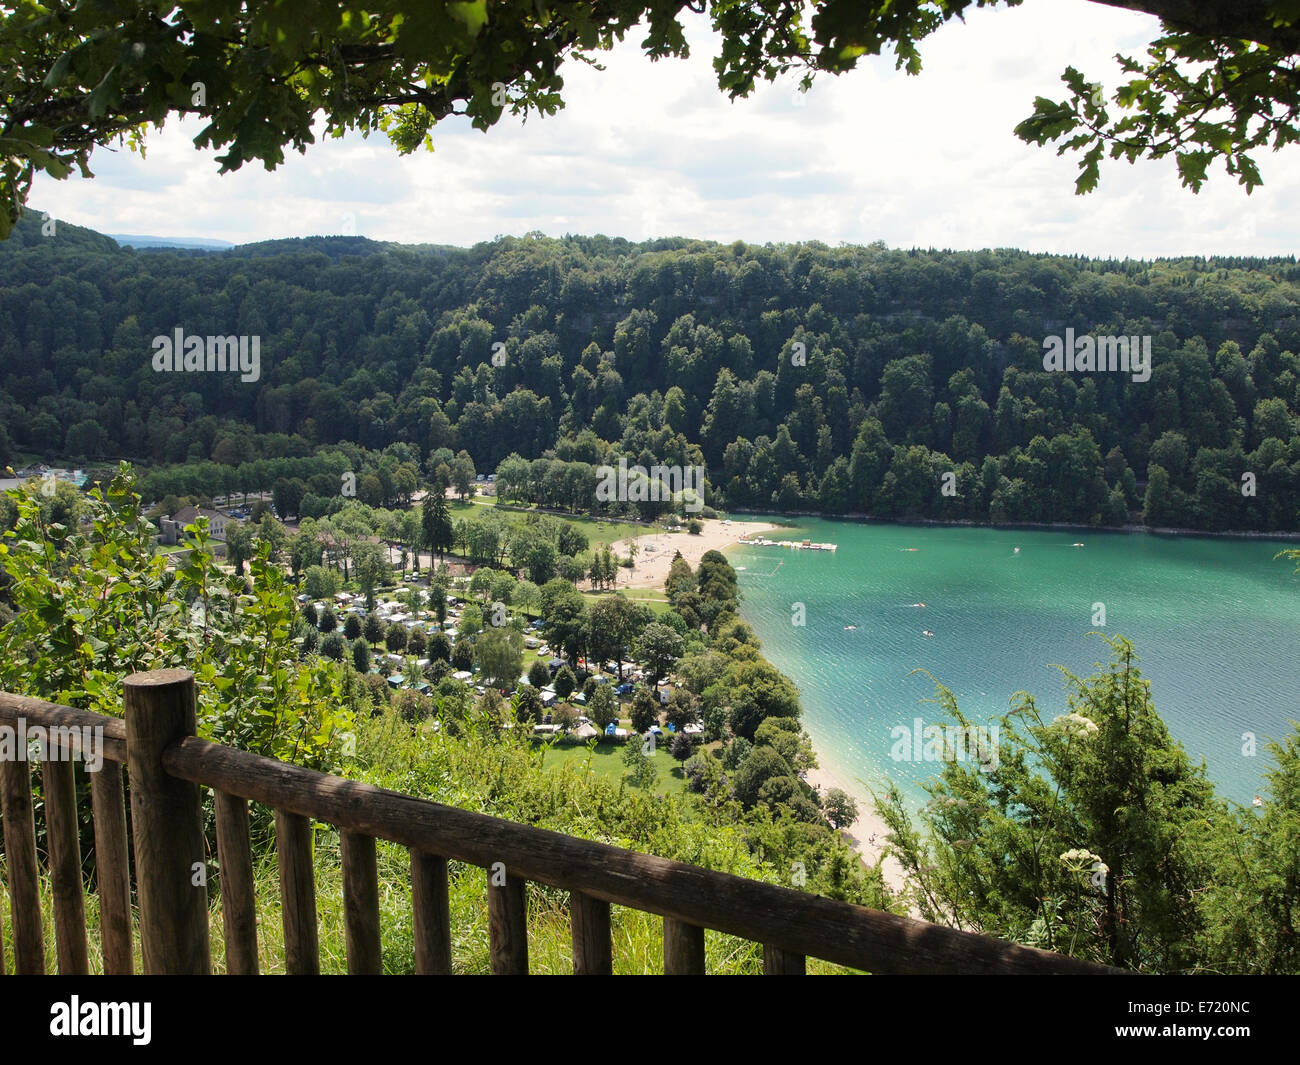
(612, 515, 913, 893)
(801, 738, 911, 894)
(731, 509, 1300, 542)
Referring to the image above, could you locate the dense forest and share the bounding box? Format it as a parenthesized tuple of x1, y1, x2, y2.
(4, 211, 1300, 532)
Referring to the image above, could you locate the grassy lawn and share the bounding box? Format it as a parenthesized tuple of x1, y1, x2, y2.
(534, 736, 690, 798)
(564, 515, 660, 551)
(447, 498, 487, 516)
(581, 588, 672, 615)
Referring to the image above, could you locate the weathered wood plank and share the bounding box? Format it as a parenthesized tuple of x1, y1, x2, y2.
(410, 851, 452, 975)
(213, 791, 259, 975)
(42, 757, 89, 974)
(124, 669, 211, 974)
(162, 735, 1124, 975)
(0, 694, 126, 763)
(663, 917, 705, 975)
(90, 761, 132, 974)
(763, 944, 806, 974)
(275, 810, 319, 975)
(340, 831, 382, 975)
(487, 869, 528, 975)
(570, 891, 612, 975)
(0, 758, 44, 973)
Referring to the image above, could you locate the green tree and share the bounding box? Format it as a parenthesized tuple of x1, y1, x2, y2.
(637, 622, 684, 684)
(459, 602, 485, 638)
(878, 636, 1220, 972)
(452, 451, 476, 500)
(363, 612, 386, 647)
(731, 745, 792, 808)
(427, 629, 452, 662)
(622, 734, 659, 789)
(527, 659, 551, 688)
(539, 578, 588, 666)
(513, 685, 544, 723)
(225, 522, 254, 576)
(553, 664, 577, 699)
(669, 731, 697, 762)
(588, 594, 651, 681)
(586, 683, 618, 731)
(351, 637, 371, 673)
(273, 477, 306, 522)
(304, 565, 342, 600)
(823, 788, 859, 830)
(1194, 728, 1300, 974)
(452, 638, 475, 673)
(352, 539, 390, 610)
(630, 687, 659, 734)
(423, 492, 454, 561)
(727, 659, 801, 740)
(476, 625, 525, 690)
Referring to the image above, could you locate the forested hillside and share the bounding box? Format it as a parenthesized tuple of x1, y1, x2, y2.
(4, 211, 1300, 531)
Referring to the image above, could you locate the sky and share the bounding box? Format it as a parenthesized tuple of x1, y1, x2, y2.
(29, 0, 1300, 259)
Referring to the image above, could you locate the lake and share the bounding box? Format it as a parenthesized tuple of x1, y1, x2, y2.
(730, 517, 1300, 809)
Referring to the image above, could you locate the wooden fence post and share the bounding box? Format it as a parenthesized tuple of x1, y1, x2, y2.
(124, 669, 210, 974)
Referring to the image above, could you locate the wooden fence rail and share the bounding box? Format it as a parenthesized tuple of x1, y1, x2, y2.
(0, 671, 1125, 976)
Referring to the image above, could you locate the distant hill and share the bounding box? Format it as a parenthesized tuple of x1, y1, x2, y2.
(109, 234, 236, 250)
(2, 218, 1299, 533)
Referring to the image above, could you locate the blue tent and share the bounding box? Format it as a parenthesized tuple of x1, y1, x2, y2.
(605, 723, 618, 736)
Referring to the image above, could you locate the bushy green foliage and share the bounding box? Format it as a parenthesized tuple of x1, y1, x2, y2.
(622, 735, 659, 789)
(0, 465, 353, 768)
(877, 635, 1224, 972)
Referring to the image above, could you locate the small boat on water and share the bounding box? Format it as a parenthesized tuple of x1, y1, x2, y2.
(1072, 542, 1085, 548)
(844, 624, 857, 631)
(910, 602, 926, 608)
(922, 629, 934, 638)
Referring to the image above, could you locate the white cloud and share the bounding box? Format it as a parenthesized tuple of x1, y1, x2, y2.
(29, 0, 1300, 257)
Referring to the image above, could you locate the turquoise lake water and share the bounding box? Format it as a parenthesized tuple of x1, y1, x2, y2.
(730, 517, 1300, 809)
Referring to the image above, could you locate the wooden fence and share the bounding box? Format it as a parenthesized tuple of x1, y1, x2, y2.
(0, 669, 1123, 975)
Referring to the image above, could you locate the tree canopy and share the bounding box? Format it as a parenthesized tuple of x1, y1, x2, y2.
(4, 0, 1299, 235)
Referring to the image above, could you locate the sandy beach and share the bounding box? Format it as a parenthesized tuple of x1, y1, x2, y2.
(616, 516, 779, 590)
(803, 757, 910, 893)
